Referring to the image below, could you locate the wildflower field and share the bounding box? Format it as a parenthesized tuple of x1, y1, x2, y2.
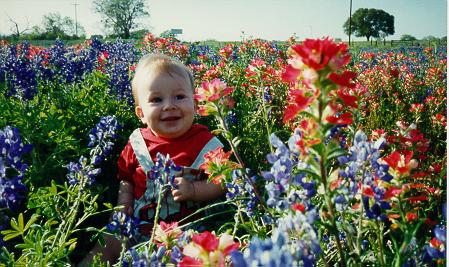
(0, 35, 446, 266)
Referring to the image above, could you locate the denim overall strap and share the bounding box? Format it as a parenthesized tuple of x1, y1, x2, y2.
(129, 129, 154, 171)
(129, 129, 158, 220)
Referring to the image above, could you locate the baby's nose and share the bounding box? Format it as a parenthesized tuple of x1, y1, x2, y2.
(162, 98, 177, 110)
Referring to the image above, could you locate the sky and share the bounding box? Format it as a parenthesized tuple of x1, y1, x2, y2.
(0, 0, 447, 41)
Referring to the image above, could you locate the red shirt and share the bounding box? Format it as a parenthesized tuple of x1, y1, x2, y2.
(117, 124, 215, 198)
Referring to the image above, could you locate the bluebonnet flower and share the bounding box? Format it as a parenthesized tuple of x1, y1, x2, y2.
(337, 130, 393, 221)
(231, 230, 293, 267)
(147, 246, 167, 266)
(3, 42, 38, 99)
(226, 169, 258, 215)
(99, 39, 139, 105)
(88, 115, 121, 165)
(148, 153, 181, 190)
(66, 116, 121, 186)
(325, 124, 347, 146)
(0, 126, 32, 211)
(66, 156, 101, 186)
(109, 61, 134, 105)
(170, 245, 182, 264)
(277, 209, 321, 265)
(123, 247, 149, 267)
(106, 211, 139, 239)
(262, 130, 315, 211)
(263, 86, 272, 102)
(224, 111, 238, 126)
(46, 40, 79, 83)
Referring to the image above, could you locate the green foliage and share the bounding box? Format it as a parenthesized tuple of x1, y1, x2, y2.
(93, 0, 149, 39)
(344, 8, 395, 41)
(24, 12, 86, 40)
(0, 181, 116, 264)
(0, 71, 137, 187)
(400, 34, 417, 41)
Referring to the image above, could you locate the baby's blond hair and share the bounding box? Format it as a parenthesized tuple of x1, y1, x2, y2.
(131, 54, 195, 105)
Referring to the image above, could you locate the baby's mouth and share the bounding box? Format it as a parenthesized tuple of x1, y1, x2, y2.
(161, 116, 181, 121)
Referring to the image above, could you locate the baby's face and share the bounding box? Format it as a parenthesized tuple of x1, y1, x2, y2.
(135, 71, 196, 138)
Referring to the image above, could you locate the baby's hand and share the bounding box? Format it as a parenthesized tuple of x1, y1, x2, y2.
(172, 177, 195, 202)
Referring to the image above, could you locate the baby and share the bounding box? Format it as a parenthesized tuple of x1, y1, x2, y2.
(82, 54, 225, 264)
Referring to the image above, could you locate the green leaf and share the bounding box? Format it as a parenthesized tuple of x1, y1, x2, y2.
(9, 218, 19, 232)
(24, 214, 40, 232)
(311, 142, 325, 156)
(68, 241, 77, 252)
(3, 232, 21, 241)
(15, 243, 34, 249)
(85, 227, 99, 232)
(0, 229, 17, 236)
(18, 213, 24, 232)
(103, 202, 113, 209)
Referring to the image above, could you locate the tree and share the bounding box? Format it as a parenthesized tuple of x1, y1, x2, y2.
(93, 0, 149, 38)
(7, 16, 30, 39)
(28, 12, 85, 39)
(40, 13, 85, 38)
(400, 34, 417, 41)
(343, 8, 395, 41)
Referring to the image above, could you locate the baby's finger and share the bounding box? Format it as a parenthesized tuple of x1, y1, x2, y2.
(174, 177, 183, 184)
(172, 189, 181, 197)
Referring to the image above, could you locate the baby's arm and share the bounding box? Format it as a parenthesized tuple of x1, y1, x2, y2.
(117, 180, 134, 215)
(172, 178, 225, 202)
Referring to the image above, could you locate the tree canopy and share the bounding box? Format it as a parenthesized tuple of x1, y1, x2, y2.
(93, 0, 149, 39)
(25, 12, 85, 40)
(343, 8, 395, 41)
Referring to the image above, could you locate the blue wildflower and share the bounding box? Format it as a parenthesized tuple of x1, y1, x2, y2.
(0, 126, 31, 211)
(67, 116, 121, 186)
(106, 211, 139, 239)
(231, 230, 293, 267)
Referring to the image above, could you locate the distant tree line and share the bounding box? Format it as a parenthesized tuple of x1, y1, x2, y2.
(2, 0, 150, 40)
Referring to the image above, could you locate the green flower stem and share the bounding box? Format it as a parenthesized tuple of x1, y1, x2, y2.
(323, 184, 346, 266)
(258, 81, 274, 154)
(116, 238, 128, 267)
(50, 181, 82, 259)
(376, 220, 386, 267)
(356, 169, 367, 259)
(317, 94, 345, 265)
(232, 206, 243, 237)
(394, 194, 411, 266)
(148, 184, 168, 251)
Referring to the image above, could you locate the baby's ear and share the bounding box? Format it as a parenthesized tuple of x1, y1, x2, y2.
(135, 106, 145, 122)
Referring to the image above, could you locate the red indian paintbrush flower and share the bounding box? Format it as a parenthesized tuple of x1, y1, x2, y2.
(199, 147, 240, 185)
(383, 150, 418, 175)
(195, 78, 233, 102)
(283, 89, 317, 123)
(288, 37, 350, 71)
(181, 231, 239, 267)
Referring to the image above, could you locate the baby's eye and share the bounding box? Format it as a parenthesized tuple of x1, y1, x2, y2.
(149, 97, 162, 103)
(176, 94, 186, 100)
